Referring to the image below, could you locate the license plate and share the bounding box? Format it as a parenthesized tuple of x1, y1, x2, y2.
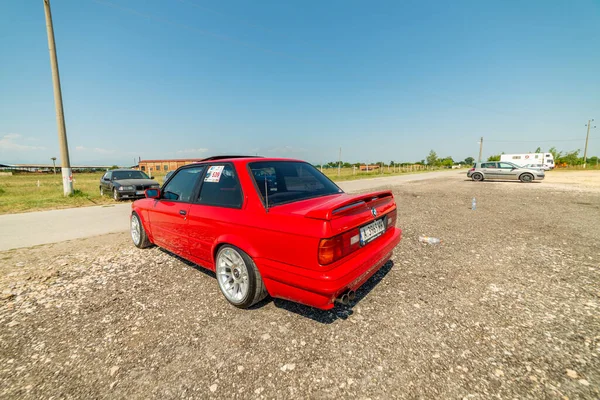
(360, 219, 385, 245)
(136, 191, 144, 195)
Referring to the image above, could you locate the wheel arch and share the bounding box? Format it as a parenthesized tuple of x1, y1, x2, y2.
(472, 171, 485, 180)
(519, 172, 534, 180)
(212, 235, 260, 267)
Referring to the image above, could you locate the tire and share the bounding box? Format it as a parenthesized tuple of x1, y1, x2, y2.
(215, 245, 268, 309)
(472, 172, 484, 181)
(519, 173, 533, 183)
(130, 212, 152, 249)
(113, 188, 120, 201)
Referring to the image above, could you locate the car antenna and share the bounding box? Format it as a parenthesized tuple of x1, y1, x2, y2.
(264, 176, 269, 213)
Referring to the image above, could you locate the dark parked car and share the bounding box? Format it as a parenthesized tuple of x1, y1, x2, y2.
(99, 169, 160, 201)
(163, 170, 175, 184)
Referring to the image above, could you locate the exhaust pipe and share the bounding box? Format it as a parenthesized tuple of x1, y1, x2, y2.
(348, 290, 356, 301)
(335, 292, 349, 305)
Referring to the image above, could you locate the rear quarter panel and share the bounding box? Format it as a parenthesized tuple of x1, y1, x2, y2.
(186, 206, 327, 271)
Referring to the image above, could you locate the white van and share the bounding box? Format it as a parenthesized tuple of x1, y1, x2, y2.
(500, 153, 554, 169)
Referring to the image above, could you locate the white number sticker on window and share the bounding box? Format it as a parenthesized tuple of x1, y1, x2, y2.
(204, 166, 225, 183)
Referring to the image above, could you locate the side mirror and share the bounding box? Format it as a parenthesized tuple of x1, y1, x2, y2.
(145, 189, 160, 199)
(150, 176, 154, 179)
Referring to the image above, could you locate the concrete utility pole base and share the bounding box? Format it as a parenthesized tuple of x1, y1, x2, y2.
(61, 168, 73, 196)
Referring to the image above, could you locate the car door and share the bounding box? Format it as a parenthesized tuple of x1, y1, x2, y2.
(497, 162, 518, 180)
(480, 162, 499, 179)
(148, 166, 205, 257)
(187, 164, 244, 266)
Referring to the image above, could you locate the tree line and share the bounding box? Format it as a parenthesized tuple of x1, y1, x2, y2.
(315, 145, 599, 169)
(316, 151, 475, 169)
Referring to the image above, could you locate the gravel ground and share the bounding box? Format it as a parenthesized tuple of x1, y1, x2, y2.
(1, 173, 599, 399)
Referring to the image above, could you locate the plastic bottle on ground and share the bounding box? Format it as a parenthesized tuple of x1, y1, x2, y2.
(418, 235, 441, 245)
(472, 197, 476, 210)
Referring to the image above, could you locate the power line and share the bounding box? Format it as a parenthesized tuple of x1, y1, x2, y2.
(485, 138, 583, 143)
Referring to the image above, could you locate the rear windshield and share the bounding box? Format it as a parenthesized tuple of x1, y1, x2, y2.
(112, 170, 149, 180)
(249, 161, 342, 207)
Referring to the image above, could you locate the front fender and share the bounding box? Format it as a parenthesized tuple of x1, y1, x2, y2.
(131, 205, 155, 243)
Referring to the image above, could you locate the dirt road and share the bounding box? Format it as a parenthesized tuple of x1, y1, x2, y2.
(1, 171, 599, 398)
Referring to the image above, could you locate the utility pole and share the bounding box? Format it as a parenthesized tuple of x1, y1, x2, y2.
(51, 157, 57, 174)
(583, 119, 596, 168)
(43, 0, 73, 196)
(478, 137, 484, 163)
(337, 147, 341, 177)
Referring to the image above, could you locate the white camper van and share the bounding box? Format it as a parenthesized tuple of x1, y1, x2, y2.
(500, 153, 554, 169)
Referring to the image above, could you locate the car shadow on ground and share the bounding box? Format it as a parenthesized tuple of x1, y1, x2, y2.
(157, 247, 395, 324)
(463, 179, 541, 184)
(268, 260, 395, 324)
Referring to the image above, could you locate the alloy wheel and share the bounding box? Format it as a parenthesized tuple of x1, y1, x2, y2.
(216, 248, 250, 303)
(131, 215, 141, 245)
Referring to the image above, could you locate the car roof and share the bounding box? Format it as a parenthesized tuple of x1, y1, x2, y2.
(188, 156, 306, 165)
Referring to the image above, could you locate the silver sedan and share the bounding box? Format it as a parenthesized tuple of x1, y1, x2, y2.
(467, 162, 545, 182)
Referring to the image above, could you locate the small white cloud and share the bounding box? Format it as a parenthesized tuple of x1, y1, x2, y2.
(0, 133, 45, 151)
(93, 147, 115, 154)
(176, 148, 209, 154)
(75, 145, 115, 154)
(266, 146, 306, 155)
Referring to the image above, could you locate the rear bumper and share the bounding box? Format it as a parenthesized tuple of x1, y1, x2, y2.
(256, 227, 402, 310)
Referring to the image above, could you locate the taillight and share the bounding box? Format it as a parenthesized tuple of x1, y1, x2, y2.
(386, 209, 397, 230)
(469, 168, 475, 172)
(318, 228, 361, 265)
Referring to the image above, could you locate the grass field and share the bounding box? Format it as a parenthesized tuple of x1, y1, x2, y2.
(0, 172, 168, 215)
(0, 166, 446, 214)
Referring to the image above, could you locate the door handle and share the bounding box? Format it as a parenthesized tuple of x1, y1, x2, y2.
(179, 210, 187, 216)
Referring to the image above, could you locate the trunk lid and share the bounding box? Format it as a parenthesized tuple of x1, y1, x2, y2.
(269, 191, 396, 236)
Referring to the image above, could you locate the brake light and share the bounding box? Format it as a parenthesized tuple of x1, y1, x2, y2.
(386, 210, 397, 230)
(318, 228, 361, 265)
(469, 168, 475, 172)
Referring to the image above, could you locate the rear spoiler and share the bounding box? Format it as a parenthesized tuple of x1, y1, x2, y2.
(305, 191, 394, 220)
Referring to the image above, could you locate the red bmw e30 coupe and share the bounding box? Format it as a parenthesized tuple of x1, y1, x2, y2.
(130, 156, 402, 310)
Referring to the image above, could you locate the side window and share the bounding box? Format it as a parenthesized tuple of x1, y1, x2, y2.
(102, 172, 110, 180)
(481, 162, 495, 168)
(198, 164, 242, 208)
(498, 163, 514, 169)
(161, 166, 204, 202)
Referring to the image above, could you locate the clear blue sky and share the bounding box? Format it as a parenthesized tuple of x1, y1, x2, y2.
(1, 0, 598, 166)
